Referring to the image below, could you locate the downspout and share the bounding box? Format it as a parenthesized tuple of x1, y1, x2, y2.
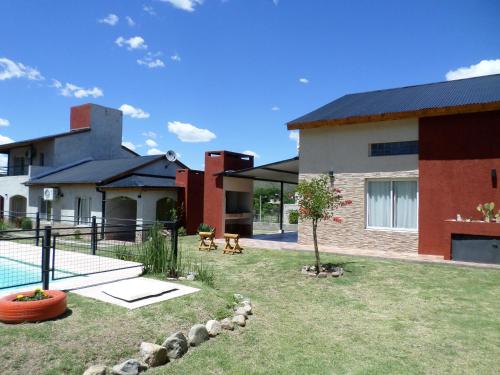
(96, 186, 106, 239)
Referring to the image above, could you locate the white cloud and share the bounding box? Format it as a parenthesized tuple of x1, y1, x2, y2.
(147, 148, 165, 155)
(98, 14, 119, 26)
(170, 53, 181, 62)
(115, 36, 148, 50)
(125, 16, 136, 26)
(446, 59, 500, 81)
(137, 53, 165, 68)
(145, 139, 158, 147)
(54, 81, 103, 98)
(289, 131, 299, 149)
(0, 118, 9, 127)
(242, 150, 260, 159)
(0, 57, 44, 81)
(167, 121, 216, 143)
(119, 104, 150, 119)
(161, 0, 204, 12)
(299, 78, 309, 84)
(142, 131, 157, 139)
(143, 5, 156, 15)
(271, 105, 280, 111)
(122, 141, 136, 151)
(0, 134, 14, 145)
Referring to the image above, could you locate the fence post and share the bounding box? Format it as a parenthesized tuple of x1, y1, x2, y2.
(42, 225, 51, 290)
(91, 216, 97, 255)
(35, 211, 40, 246)
(171, 221, 179, 271)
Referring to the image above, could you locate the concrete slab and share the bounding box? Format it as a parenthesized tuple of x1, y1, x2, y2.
(71, 277, 200, 309)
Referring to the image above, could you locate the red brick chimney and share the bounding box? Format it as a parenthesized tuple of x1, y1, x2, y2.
(70, 104, 93, 131)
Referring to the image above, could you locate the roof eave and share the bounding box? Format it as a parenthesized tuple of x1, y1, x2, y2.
(287, 101, 500, 130)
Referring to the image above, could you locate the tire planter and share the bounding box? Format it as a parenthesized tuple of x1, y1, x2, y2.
(0, 290, 67, 324)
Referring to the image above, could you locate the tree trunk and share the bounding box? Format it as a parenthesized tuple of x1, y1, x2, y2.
(312, 219, 321, 274)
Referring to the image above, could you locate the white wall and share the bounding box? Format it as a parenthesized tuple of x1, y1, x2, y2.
(28, 184, 102, 223)
(1, 176, 31, 214)
(299, 118, 419, 175)
(105, 189, 178, 225)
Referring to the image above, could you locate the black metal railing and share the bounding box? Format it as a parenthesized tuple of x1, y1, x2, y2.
(0, 219, 180, 290)
(0, 165, 30, 177)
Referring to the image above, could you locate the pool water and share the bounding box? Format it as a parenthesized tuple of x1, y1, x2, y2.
(0, 258, 69, 291)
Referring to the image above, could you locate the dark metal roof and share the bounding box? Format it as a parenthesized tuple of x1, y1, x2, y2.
(288, 74, 500, 126)
(26, 156, 163, 185)
(220, 156, 299, 184)
(100, 174, 178, 189)
(0, 128, 90, 153)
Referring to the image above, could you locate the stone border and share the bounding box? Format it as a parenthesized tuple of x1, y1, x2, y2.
(83, 294, 254, 375)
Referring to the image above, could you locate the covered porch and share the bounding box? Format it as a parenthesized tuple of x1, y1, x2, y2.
(220, 157, 299, 241)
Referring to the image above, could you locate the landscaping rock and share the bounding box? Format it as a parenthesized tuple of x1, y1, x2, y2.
(162, 331, 188, 360)
(241, 302, 252, 315)
(188, 324, 209, 346)
(83, 365, 109, 375)
(234, 306, 248, 317)
(232, 314, 246, 327)
(140, 342, 168, 367)
(317, 272, 328, 278)
(206, 320, 221, 337)
(111, 359, 147, 375)
(220, 318, 235, 330)
(186, 274, 195, 281)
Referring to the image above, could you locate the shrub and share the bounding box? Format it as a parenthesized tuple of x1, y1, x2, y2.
(74, 229, 82, 240)
(115, 245, 137, 262)
(20, 217, 33, 230)
(288, 209, 299, 224)
(177, 226, 187, 237)
(198, 223, 214, 233)
(0, 220, 8, 231)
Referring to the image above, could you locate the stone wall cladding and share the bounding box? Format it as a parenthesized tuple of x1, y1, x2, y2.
(298, 171, 419, 254)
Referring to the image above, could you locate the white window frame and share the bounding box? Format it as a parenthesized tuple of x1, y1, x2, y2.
(365, 178, 418, 232)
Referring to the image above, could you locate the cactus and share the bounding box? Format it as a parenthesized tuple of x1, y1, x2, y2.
(476, 202, 495, 222)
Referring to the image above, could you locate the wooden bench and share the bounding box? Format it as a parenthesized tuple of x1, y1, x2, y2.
(223, 233, 243, 254)
(198, 231, 217, 251)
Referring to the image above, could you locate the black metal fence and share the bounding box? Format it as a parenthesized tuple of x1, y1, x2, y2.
(0, 219, 180, 291)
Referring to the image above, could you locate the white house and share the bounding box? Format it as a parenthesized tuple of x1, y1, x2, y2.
(0, 103, 185, 234)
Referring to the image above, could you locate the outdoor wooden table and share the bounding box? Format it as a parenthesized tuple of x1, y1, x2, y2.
(223, 233, 243, 254)
(198, 231, 217, 251)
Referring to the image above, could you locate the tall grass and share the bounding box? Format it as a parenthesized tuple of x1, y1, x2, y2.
(139, 223, 177, 276)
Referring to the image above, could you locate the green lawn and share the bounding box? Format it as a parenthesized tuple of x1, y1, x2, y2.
(1, 236, 499, 375)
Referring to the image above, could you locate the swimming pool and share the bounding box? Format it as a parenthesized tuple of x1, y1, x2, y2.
(0, 258, 69, 291)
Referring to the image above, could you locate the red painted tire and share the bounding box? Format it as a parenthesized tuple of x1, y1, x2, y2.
(0, 290, 67, 324)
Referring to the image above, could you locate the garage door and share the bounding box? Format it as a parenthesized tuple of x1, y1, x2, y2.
(451, 234, 500, 264)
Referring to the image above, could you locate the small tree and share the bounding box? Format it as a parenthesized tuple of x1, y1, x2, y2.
(296, 175, 352, 273)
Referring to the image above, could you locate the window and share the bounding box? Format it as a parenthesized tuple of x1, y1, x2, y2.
(366, 180, 418, 230)
(75, 197, 91, 225)
(13, 157, 26, 175)
(39, 153, 45, 166)
(38, 197, 52, 220)
(370, 141, 418, 157)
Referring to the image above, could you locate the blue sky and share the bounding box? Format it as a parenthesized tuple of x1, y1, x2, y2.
(0, 0, 499, 169)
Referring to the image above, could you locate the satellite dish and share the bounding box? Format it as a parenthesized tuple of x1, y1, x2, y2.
(166, 150, 177, 162)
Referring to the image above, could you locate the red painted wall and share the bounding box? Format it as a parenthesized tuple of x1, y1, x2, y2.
(203, 151, 253, 237)
(419, 110, 500, 258)
(70, 104, 92, 131)
(175, 169, 204, 235)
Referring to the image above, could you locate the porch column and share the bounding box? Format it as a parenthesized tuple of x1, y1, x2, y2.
(279, 181, 284, 234)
